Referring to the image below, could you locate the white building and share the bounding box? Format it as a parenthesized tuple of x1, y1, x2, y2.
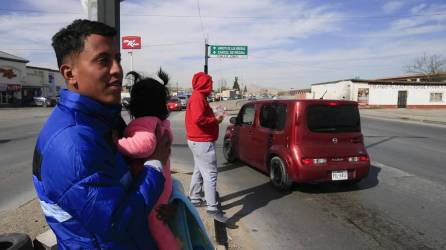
(310, 78, 446, 108)
(367, 81, 446, 108)
(0, 50, 65, 106)
(0, 51, 28, 105)
(24, 66, 65, 105)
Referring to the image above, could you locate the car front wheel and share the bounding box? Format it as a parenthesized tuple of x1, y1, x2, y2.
(269, 156, 292, 191)
(223, 138, 236, 163)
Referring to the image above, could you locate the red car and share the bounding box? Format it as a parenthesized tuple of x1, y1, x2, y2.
(223, 99, 370, 190)
(167, 98, 182, 111)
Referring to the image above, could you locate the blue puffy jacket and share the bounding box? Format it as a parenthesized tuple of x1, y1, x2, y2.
(32, 89, 164, 249)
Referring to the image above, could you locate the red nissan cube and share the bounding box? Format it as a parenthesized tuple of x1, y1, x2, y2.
(223, 99, 370, 190)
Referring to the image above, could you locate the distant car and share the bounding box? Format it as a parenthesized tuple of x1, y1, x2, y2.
(177, 96, 188, 108)
(223, 99, 370, 190)
(33, 96, 56, 107)
(247, 96, 256, 100)
(167, 98, 182, 111)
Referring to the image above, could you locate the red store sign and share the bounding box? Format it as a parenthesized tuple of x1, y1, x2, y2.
(122, 36, 141, 49)
(6, 84, 21, 92)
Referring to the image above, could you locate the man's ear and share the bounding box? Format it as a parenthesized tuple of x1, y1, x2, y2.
(60, 63, 78, 89)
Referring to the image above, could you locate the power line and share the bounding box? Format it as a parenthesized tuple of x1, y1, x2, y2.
(0, 8, 80, 14)
(196, 0, 207, 41)
(1, 8, 445, 20)
(0, 41, 202, 52)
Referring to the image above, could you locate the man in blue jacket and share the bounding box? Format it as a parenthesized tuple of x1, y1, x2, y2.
(32, 19, 169, 249)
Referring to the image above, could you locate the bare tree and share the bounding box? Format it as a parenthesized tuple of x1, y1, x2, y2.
(232, 76, 240, 91)
(405, 53, 446, 81)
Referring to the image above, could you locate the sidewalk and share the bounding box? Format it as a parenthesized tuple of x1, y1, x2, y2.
(0, 169, 246, 249)
(360, 108, 446, 126)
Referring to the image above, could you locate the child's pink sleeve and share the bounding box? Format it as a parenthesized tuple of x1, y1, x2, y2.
(117, 124, 157, 159)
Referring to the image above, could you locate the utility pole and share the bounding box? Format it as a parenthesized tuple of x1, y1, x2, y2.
(204, 39, 209, 74)
(98, 0, 121, 49)
(82, 0, 122, 49)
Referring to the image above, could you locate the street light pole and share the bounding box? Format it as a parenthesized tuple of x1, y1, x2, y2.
(204, 39, 209, 74)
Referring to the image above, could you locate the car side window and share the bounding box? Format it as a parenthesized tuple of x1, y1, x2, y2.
(260, 104, 287, 130)
(260, 104, 276, 129)
(275, 104, 287, 130)
(239, 105, 256, 125)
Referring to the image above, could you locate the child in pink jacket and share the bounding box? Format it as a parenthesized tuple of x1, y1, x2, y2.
(117, 69, 180, 250)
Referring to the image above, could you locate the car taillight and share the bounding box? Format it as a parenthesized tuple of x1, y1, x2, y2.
(327, 101, 337, 106)
(301, 158, 312, 165)
(359, 155, 369, 161)
(348, 155, 369, 162)
(301, 158, 327, 165)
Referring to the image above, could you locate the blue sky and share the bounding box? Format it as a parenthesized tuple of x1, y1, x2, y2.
(0, 0, 445, 90)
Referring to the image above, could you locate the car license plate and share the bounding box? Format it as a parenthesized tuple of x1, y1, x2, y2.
(332, 170, 348, 181)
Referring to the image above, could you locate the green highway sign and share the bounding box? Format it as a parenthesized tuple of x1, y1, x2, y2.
(209, 45, 248, 58)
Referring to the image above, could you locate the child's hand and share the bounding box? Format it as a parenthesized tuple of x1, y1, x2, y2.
(156, 202, 178, 223)
(148, 124, 171, 166)
(216, 115, 224, 124)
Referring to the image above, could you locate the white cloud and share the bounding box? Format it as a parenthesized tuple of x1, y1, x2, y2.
(118, 0, 345, 87)
(382, 1, 405, 13)
(0, 0, 445, 89)
(410, 3, 427, 14)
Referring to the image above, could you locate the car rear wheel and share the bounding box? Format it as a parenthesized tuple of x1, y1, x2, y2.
(223, 139, 236, 163)
(269, 156, 292, 191)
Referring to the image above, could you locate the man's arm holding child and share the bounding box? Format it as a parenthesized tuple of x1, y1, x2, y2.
(49, 128, 170, 240)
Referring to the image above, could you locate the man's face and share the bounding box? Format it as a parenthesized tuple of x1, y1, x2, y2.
(70, 34, 123, 105)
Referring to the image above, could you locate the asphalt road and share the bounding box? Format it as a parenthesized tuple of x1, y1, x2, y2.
(169, 111, 446, 249)
(1, 108, 446, 249)
(0, 108, 52, 214)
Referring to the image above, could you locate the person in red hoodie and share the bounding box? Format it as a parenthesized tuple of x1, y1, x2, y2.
(185, 72, 228, 223)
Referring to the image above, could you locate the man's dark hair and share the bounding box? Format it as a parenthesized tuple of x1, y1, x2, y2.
(127, 68, 170, 120)
(52, 19, 116, 68)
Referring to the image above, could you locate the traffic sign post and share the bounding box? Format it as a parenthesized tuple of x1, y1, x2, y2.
(204, 43, 248, 74)
(205, 40, 209, 74)
(209, 45, 248, 58)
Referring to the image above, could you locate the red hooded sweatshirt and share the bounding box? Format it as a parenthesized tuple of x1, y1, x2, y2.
(185, 72, 219, 141)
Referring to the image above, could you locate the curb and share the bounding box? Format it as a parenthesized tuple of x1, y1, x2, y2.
(33, 230, 57, 250)
(170, 168, 247, 250)
(361, 114, 446, 126)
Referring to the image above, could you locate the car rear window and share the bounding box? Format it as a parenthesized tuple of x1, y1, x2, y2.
(306, 104, 360, 133)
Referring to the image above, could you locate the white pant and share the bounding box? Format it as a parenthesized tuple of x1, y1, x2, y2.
(187, 140, 219, 212)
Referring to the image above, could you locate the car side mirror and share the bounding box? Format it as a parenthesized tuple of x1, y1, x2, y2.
(229, 117, 237, 124)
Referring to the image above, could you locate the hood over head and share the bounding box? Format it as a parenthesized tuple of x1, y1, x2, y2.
(192, 72, 212, 95)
